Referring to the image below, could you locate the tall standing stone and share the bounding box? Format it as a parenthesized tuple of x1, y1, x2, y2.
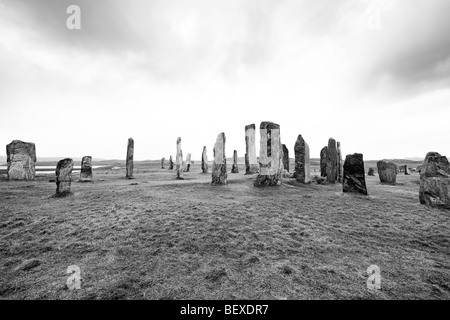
(337, 142, 343, 183)
(161, 157, 165, 169)
(185, 153, 191, 172)
(293, 135, 311, 183)
(79, 156, 92, 182)
(6, 140, 37, 180)
(343, 153, 368, 195)
(231, 150, 239, 173)
(212, 133, 227, 184)
(176, 137, 183, 179)
(326, 138, 338, 184)
(282, 144, 289, 172)
(254, 122, 281, 187)
(419, 152, 450, 209)
(377, 160, 397, 184)
(55, 158, 73, 196)
(245, 124, 259, 174)
(126, 138, 134, 179)
(202, 146, 209, 173)
(169, 156, 174, 170)
(320, 146, 328, 177)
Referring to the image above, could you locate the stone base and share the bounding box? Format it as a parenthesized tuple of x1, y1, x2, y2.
(254, 174, 281, 187)
(419, 177, 450, 209)
(231, 165, 239, 173)
(212, 164, 227, 185)
(245, 165, 259, 175)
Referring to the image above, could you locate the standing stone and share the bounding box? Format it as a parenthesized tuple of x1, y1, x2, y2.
(79, 156, 93, 182)
(403, 164, 410, 175)
(126, 138, 134, 179)
(282, 144, 289, 172)
(320, 147, 328, 177)
(245, 124, 259, 174)
(202, 146, 209, 173)
(169, 156, 174, 170)
(419, 152, 450, 209)
(176, 138, 183, 179)
(293, 135, 311, 183)
(231, 150, 239, 173)
(343, 153, 368, 195)
(368, 167, 375, 176)
(254, 122, 281, 187)
(161, 157, 165, 169)
(185, 153, 191, 172)
(337, 142, 343, 183)
(326, 138, 338, 184)
(212, 133, 227, 184)
(6, 140, 37, 180)
(377, 160, 397, 184)
(55, 158, 73, 196)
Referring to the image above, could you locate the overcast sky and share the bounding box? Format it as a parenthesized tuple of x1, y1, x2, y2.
(0, 0, 449, 161)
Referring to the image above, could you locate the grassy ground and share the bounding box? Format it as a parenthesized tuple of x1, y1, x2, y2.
(0, 162, 449, 300)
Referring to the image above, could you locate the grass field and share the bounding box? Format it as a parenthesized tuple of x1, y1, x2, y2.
(0, 161, 449, 300)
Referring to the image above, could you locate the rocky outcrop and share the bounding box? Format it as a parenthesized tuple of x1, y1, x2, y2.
(245, 124, 259, 174)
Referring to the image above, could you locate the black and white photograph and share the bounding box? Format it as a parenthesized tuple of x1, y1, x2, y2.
(0, 0, 449, 306)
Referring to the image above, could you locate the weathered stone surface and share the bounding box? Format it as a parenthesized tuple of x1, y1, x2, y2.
(55, 158, 73, 196)
(202, 146, 209, 173)
(231, 150, 239, 173)
(377, 160, 397, 184)
(176, 137, 183, 179)
(184, 153, 191, 172)
(245, 124, 259, 174)
(161, 157, 165, 169)
(254, 122, 281, 187)
(320, 146, 328, 177)
(79, 156, 92, 182)
(293, 135, 310, 183)
(326, 138, 338, 184)
(419, 153, 450, 209)
(126, 138, 134, 179)
(337, 142, 343, 183)
(212, 133, 227, 185)
(282, 144, 289, 172)
(6, 140, 36, 180)
(169, 155, 174, 170)
(343, 153, 368, 195)
(368, 167, 375, 176)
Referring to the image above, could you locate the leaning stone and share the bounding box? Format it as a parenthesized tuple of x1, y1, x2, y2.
(326, 138, 338, 183)
(126, 138, 134, 179)
(79, 156, 93, 182)
(231, 150, 239, 173)
(377, 160, 397, 184)
(343, 153, 368, 195)
(282, 144, 289, 172)
(293, 134, 310, 183)
(419, 153, 450, 209)
(6, 140, 37, 180)
(320, 146, 328, 177)
(202, 146, 209, 173)
(55, 158, 73, 197)
(212, 133, 227, 185)
(245, 124, 259, 174)
(161, 157, 165, 169)
(254, 122, 281, 187)
(368, 167, 375, 176)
